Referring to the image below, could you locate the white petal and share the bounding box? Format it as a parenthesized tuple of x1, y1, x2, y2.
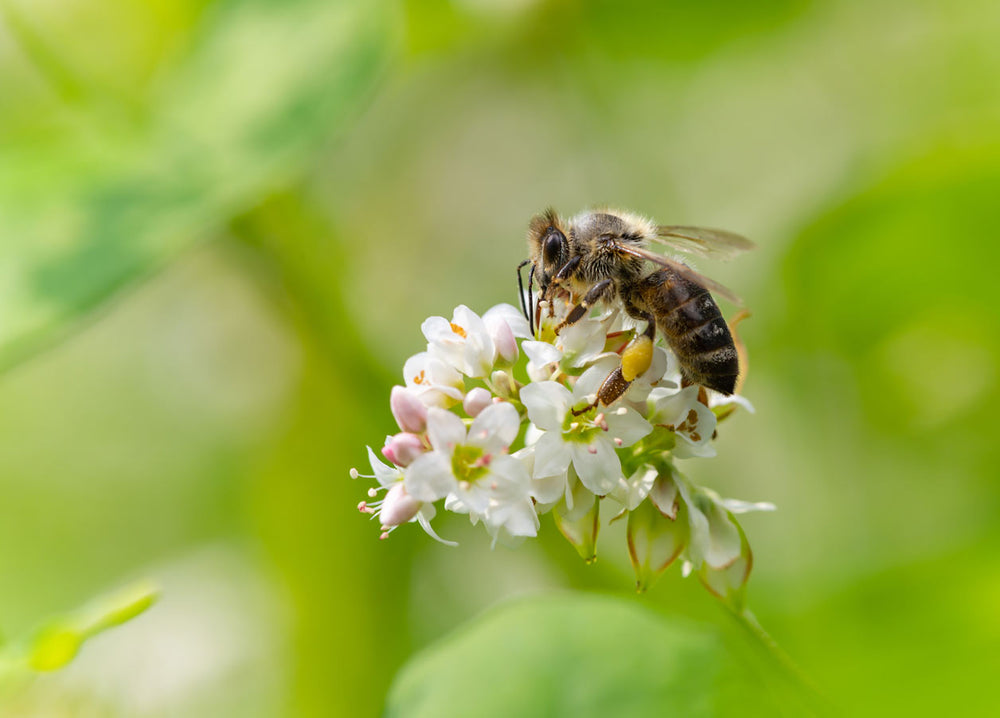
(647, 385, 700, 426)
(415, 506, 458, 546)
(531, 472, 567, 506)
(710, 393, 756, 414)
(570, 438, 621, 495)
(452, 304, 488, 338)
(404, 352, 464, 407)
(468, 402, 520, 451)
(404, 452, 455, 502)
(486, 498, 539, 537)
(484, 303, 530, 337)
(703, 502, 742, 570)
(425, 407, 467, 452)
(421, 315, 454, 345)
(520, 381, 571, 431)
(559, 318, 608, 368)
(675, 476, 710, 568)
(462, 332, 496, 378)
(649, 473, 679, 518)
(605, 407, 652, 446)
(572, 356, 620, 402)
(615, 465, 657, 511)
(366, 446, 402, 487)
(644, 346, 669, 383)
(532, 431, 572, 478)
(522, 340, 562, 368)
(718, 498, 777, 514)
(487, 454, 532, 497)
(456, 483, 491, 514)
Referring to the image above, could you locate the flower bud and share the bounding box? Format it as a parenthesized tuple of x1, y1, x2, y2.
(490, 370, 517, 400)
(489, 318, 519, 366)
(379, 483, 422, 528)
(382, 432, 425, 467)
(390, 386, 428, 433)
(462, 387, 493, 417)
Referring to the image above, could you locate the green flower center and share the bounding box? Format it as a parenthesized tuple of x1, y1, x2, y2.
(451, 444, 489, 483)
(561, 406, 602, 444)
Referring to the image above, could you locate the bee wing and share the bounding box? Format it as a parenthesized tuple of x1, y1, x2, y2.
(652, 226, 755, 260)
(613, 242, 745, 305)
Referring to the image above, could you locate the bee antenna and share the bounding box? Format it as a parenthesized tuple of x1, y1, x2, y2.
(516, 259, 531, 324)
(528, 263, 536, 337)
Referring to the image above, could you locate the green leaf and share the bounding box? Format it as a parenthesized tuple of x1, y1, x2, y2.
(0, 0, 397, 373)
(386, 594, 775, 718)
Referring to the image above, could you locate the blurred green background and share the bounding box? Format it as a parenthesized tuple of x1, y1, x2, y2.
(1, 0, 998, 715)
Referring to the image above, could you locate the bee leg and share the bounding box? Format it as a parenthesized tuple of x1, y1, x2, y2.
(592, 308, 656, 409)
(555, 279, 614, 333)
(542, 256, 582, 305)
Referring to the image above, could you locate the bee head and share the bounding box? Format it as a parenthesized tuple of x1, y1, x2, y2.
(527, 209, 569, 291)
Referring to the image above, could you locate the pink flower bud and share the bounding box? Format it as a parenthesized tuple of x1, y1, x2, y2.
(390, 386, 427, 433)
(489, 319, 518, 365)
(382, 432, 425, 467)
(463, 387, 493, 417)
(379, 483, 422, 528)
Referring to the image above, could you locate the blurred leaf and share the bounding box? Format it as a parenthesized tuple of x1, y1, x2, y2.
(0, 0, 397, 373)
(386, 594, 778, 718)
(25, 581, 158, 672)
(779, 141, 1000, 437)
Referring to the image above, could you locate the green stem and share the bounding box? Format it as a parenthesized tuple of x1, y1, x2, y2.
(726, 604, 834, 716)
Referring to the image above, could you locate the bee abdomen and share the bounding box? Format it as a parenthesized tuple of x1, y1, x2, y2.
(640, 269, 740, 395)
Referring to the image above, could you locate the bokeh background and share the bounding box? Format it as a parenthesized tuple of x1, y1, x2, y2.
(1, 0, 999, 715)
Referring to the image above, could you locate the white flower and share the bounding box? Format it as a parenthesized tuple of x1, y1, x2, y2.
(405, 403, 531, 517)
(520, 361, 652, 495)
(646, 385, 718, 458)
(673, 474, 773, 572)
(351, 448, 454, 545)
(522, 313, 614, 382)
(447, 446, 539, 543)
(423, 304, 526, 378)
(403, 352, 465, 408)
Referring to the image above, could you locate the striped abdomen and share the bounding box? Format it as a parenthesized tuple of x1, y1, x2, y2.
(637, 268, 739, 395)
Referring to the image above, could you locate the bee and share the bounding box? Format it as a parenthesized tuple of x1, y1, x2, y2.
(516, 208, 753, 409)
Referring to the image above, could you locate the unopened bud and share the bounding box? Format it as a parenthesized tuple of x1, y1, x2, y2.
(490, 319, 519, 366)
(390, 386, 427, 433)
(490, 370, 517, 400)
(463, 387, 493, 417)
(382, 432, 425, 467)
(379, 483, 422, 528)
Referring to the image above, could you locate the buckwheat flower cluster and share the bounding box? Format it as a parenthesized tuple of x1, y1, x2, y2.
(352, 300, 773, 597)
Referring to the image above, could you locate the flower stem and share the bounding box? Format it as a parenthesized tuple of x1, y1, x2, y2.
(726, 604, 834, 716)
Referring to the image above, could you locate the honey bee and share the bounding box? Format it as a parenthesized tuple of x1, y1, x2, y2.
(517, 208, 753, 408)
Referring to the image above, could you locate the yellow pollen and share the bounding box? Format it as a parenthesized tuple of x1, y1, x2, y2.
(413, 370, 427, 385)
(450, 322, 468, 338)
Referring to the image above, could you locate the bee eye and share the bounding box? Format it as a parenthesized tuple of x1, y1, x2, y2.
(542, 229, 566, 267)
